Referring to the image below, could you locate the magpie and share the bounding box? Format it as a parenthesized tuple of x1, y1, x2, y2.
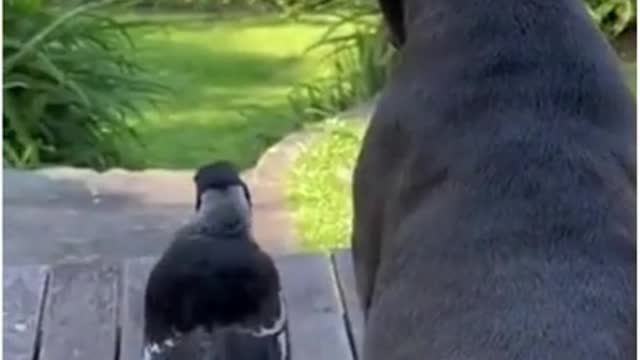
(143, 161, 288, 360)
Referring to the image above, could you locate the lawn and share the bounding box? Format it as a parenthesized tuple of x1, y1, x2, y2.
(287, 61, 636, 252)
(286, 119, 365, 251)
(125, 15, 330, 169)
(622, 61, 636, 92)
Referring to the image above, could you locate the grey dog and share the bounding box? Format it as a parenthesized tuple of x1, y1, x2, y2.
(351, 0, 636, 359)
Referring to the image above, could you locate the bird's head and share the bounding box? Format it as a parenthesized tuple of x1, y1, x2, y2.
(193, 161, 251, 211)
(191, 161, 252, 234)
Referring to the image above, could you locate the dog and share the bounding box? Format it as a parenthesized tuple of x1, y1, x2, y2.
(351, 0, 636, 359)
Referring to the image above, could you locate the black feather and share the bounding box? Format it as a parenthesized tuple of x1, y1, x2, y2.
(144, 230, 280, 339)
(193, 161, 252, 210)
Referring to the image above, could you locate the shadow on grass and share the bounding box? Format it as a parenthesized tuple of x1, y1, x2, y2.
(125, 16, 327, 169)
(135, 41, 303, 97)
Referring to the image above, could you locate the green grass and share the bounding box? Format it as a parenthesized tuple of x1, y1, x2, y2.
(622, 61, 636, 92)
(125, 15, 330, 169)
(286, 119, 366, 251)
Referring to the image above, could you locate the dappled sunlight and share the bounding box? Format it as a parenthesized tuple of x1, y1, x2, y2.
(286, 120, 366, 251)
(125, 15, 329, 169)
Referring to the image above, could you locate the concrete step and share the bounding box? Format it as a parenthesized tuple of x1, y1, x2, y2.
(4, 167, 296, 267)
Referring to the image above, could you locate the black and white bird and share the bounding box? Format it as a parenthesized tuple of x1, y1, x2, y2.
(143, 161, 288, 360)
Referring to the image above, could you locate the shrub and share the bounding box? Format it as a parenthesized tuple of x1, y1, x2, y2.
(586, 0, 635, 37)
(288, 3, 392, 121)
(4, 0, 167, 169)
(130, 0, 279, 12)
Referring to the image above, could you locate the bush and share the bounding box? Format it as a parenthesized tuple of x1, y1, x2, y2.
(288, 4, 392, 121)
(3, 0, 167, 169)
(130, 0, 280, 12)
(128, 0, 337, 13)
(586, 0, 635, 37)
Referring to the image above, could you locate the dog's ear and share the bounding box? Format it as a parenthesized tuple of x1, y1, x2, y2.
(379, 0, 406, 48)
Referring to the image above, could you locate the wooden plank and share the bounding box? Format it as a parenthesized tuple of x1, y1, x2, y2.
(276, 253, 353, 360)
(332, 249, 364, 359)
(39, 260, 120, 360)
(119, 257, 154, 360)
(3, 265, 48, 360)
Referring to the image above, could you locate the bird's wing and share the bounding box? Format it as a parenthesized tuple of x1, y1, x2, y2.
(234, 290, 287, 337)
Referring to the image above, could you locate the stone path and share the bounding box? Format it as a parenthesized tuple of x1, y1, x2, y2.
(3, 163, 301, 266)
(3, 101, 376, 267)
(5, 167, 204, 266)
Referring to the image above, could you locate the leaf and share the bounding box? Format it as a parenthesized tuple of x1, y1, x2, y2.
(4, 0, 116, 71)
(3, 0, 168, 168)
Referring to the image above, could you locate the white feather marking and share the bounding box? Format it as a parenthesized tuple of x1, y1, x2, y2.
(277, 330, 288, 360)
(163, 338, 175, 348)
(143, 336, 181, 360)
(236, 291, 287, 337)
(143, 343, 162, 360)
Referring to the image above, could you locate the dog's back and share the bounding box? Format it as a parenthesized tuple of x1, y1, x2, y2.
(352, 1, 636, 359)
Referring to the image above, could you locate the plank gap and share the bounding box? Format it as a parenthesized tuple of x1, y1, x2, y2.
(115, 260, 124, 360)
(114, 325, 122, 360)
(331, 250, 364, 359)
(4, 265, 49, 360)
(32, 269, 50, 360)
(330, 252, 359, 360)
(39, 261, 120, 360)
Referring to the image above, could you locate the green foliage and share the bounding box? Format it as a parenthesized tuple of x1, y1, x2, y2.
(131, 0, 279, 12)
(585, 0, 635, 37)
(286, 119, 366, 251)
(288, 4, 392, 121)
(129, 0, 340, 13)
(3, 0, 167, 169)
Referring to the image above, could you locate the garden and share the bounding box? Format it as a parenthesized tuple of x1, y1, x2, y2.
(4, 0, 637, 251)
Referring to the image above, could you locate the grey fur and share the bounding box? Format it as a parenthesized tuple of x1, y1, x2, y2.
(351, 0, 636, 359)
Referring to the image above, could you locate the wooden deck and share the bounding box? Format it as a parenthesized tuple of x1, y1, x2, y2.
(3, 250, 364, 360)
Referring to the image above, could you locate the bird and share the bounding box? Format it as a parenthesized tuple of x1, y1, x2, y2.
(142, 161, 288, 360)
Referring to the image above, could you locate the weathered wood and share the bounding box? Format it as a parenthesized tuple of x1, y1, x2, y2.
(39, 260, 120, 360)
(276, 254, 353, 360)
(333, 250, 364, 359)
(3, 265, 48, 360)
(119, 257, 154, 360)
(4, 250, 362, 360)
